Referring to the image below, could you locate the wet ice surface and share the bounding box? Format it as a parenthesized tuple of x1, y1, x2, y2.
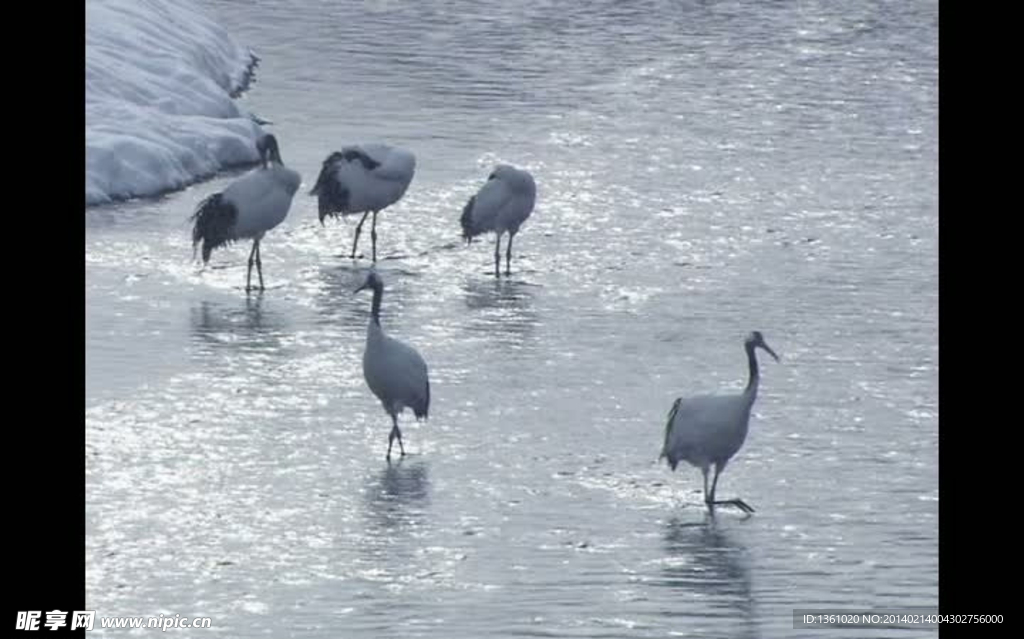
(86, 1, 937, 636)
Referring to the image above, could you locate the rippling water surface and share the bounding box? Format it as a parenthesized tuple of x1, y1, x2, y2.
(86, 1, 938, 636)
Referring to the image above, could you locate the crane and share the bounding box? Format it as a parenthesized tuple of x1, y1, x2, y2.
(661, 331, 780, 514)
(190, 134, 301, 292)
(354, 270, 431, 460)
(460, 164, 536, 276)
(311, 144, 416, 262)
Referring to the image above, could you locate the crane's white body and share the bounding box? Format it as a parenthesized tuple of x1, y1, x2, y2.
(462, 165, 536, 238)
(662, 391, 755, 470)
(319, 144, 416, 216)
(223, 164, 302, 239)
(364, 320, 430, 418)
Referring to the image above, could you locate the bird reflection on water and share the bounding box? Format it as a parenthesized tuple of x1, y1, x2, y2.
(461, 277, 539, 340)
(189, 294, 289, 353)
(658, 515, 759, 639)
(362, 459, 432, 535)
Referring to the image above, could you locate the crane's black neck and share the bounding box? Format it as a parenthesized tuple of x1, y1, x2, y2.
(744, 340, 761, 397)
(260, 140, 283, 168)
(370, 280, 383, 325)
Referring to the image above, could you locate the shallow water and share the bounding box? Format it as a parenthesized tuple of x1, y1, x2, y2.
(85, 0, 938, 636)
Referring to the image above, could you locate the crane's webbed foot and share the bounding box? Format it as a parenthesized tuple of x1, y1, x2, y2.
(707, 499, 756, 514)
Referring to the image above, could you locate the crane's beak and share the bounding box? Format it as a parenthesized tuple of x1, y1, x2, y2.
(353, 282, 368, 295)
(760, 342, 780, 362)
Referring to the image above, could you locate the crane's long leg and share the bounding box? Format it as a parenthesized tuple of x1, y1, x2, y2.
(351, 210, 371, 259)
(246, 241, 258, 292)
(707, 463, 755, 514)
(505, 232, 514, 276)
(370, 210, 378, 262)
(386, 413, 405, 460)
(702, 466, 710, 501)
(494, 233, 502, 277)
(255, 240, 264, 291)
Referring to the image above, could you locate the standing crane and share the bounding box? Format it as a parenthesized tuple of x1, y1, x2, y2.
(311, 144, 416, 262)
(660, 331, 780, 514)
(190, 134, 301, 292)
(460, 164, 536, 276)
(354, 270, 431, 460)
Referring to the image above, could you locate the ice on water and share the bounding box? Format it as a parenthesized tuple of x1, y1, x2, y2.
(85, 0, 263, 206)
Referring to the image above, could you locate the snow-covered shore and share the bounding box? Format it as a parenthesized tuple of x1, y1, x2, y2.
(85, 0, 265, 206)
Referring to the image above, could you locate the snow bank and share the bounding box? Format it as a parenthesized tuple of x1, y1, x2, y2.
(86, 0, 264, 206)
